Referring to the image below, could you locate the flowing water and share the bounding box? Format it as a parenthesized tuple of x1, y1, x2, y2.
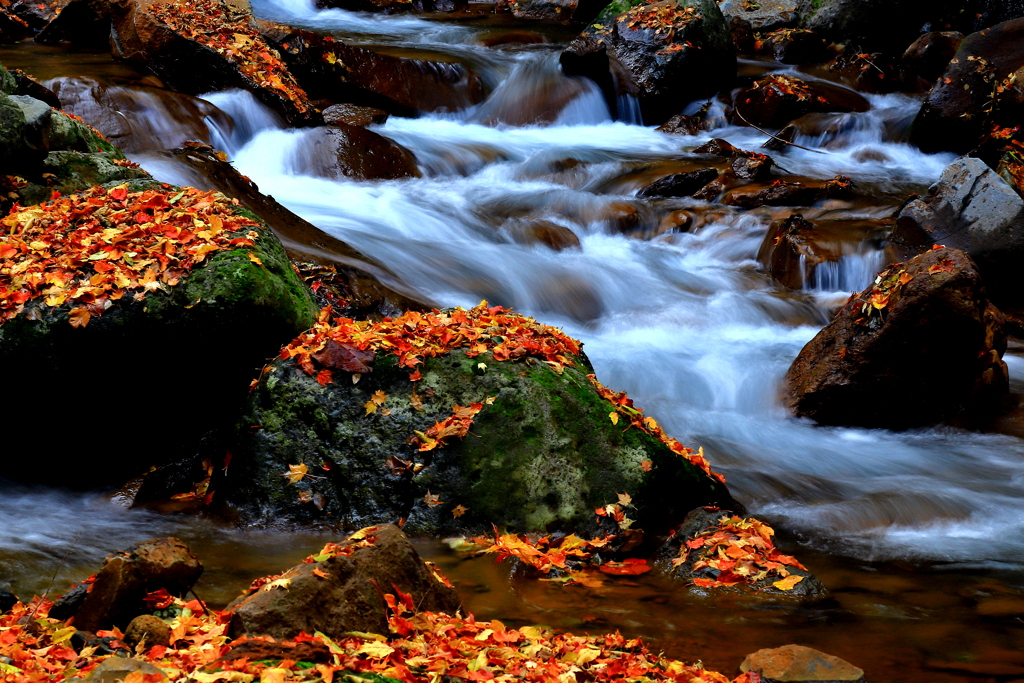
(2, 1, 1024, 680)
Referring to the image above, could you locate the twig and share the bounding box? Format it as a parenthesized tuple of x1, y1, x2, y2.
(28, 531, 82, 621)
(189, 588, 211, 616)
(733, 109, 829, 154)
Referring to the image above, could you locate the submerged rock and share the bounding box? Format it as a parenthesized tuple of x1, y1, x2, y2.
(298, 124, 421, 181)
(740, 644, 866, 683)
(734, 74, 869, 128)
(228, 525, 462, 640)
(216, 303, 736, 535)
(560, 0, 735, 124)
(785, 247, 1008, 429)
(638, 168, 719, 198)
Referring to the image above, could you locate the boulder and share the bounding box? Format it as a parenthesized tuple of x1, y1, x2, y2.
(10, 0, 61, 31)
(657, 507, 828, 601)
(638, 167, 718, 198)
(322, 103, 389, 127)
(826, 50, 909, 94)
(35, 0, 112, 46)
(123, 614, 172, 648)
(297, 125, 421, 181)
(228, 525, 462, 640)
(785, 247, 1009, 428)
(503, 219, 581, 251)
(911, 19, 1024, 154)
(8, 68, 61, 108)
(656, 112, 707, 136)
(891, 156, 1024, 303)
(797, 0, 957, 51)
(734, 74, 869, 128)
(0, 182, 318, 487)
(722, 175, 853, 208)
(560, 0, 735, 124)
(757, 28, 830, 64)
(902, 31, 963, 81)
(740, 645, 866, 683)
(0, 7, 31, 42)
(215, 303, 736, 535)
(0, 588, 18, 612)
(53, 538, 201, 632)
(718, 0, 797, 31)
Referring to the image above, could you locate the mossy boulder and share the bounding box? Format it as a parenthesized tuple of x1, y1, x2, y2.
(0, 184, 318, 488)
(214, 305, 736, 535)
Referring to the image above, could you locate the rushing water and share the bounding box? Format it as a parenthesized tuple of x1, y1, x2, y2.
(2, 1, 1024, 680)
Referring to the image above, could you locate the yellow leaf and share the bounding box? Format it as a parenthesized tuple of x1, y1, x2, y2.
(261, 577, 291, 592)
(423, 490, 443, 507)
(364, 400, 378, 415)
(452, 504, 468, 518)
(248, 252, 263, 266)
(68, 308, 91, 328)
(356, 641, 395, 659)
(280, 463, 308, 485)
(371, 390, 387, 405)
(191, 673, 255, 683)
(617, 492, 632, 507)
(609, 411, 619, 425)
(260, 667, 288, 683)
(772, 574, 805, 590)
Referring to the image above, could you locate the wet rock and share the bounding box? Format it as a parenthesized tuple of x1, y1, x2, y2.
(322, 102, 389, 127)
(903, 31, 963, 81)
(827, 50, 909, 94)
(8, 68, 61, 108)
(740, 644, 866, 683)
(0, 6, 32, 42)
(560, 0, 736, 124)
(911, 19, 1024, 154)
(692, 137, 738, 156)
(124, 614, 172, 649)
(35, 0, 112, 46)
(505, 219, 581, 251)
(892, 156, 1024, 303)
(718, 0, 797, 31)
(220, 306, 736, 534)
(260, 25, 484, 116)
(731, 152, 773, 180)
(762, 123, 797, 151)
(785, 247, 1009, 429)
(734, 74, 869, 128)
(10, 0, 60, 31)
(797, 0, 952, 51)
(657, 109, 708, 135)
(638, 167, 718, 198)
(0, 588, 18, 612)
(298, 124, 421, 181)
(722, 175, 852, 208)
(228, 525, 462, 640)
(59, 538, 202, 632)
(757, 28, 830, 64)
(505, 0, 604, 22)
(658, 507, 829, 601)
(84, 658, 169, 683)
(728, 15, 754, 53)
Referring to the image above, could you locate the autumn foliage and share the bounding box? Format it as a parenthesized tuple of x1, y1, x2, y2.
(0, 185, 263, 327)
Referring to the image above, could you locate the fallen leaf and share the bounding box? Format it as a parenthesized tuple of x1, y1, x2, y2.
(424, 490, 444, 507)
(617, 492, 632, 507)
(280, 463, 308, 485)
(772, 574, 805, 590)
(312, 568, 330, 579)
(68, 307, 91, 328)
(609, 411, 619, 425)
(639, 460, 653, 472)
(453, 505, 468, 518)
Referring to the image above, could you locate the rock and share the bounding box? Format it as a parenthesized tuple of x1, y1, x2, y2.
(8, 68, 61, 108)
(124, 614, 172, 649)
(719, 0, 796, 31)
(731, 152, 773, 180)
(728, 15, 754, 53)
(322, 103, 389, 127)
(504, 219, 581, 251)
(0, 588, 18, 612)
(35, 0, 112, 46)
(903, 31, 963, 81)
(722, 175, 853, 208)
(638, 167, 718, 198)
(0, 183, 318, 487)
(60, 538, 202, 632)
(734, 74, 870, 128)
(826, 50, 909, 94)
(0, 92, 30, 169)
(560, 0, 735, 124)
(762, 123, 797, 151)
(758, 28, 830, 64)
(477, 30, 548, 47)
(217, 639, 333, 664)
(892, 156, 1024, 303)
(740, 644, 865, 682)
(298, 125, 421, 181)
(0, 6, 32, 42)
(658, 507, 829, 601)
(657, 112, 707, 136)
(228, 525, 462, 640)
(504, 0, 606, 22)
(785, 247, 1009, 428)
(84, 658, 169, 683)
(68, 630, 131, 657)
(260, 25, 484, 116)
(105, 0, 319, 125)
(10, 0, 60, 31)
(797, 0, 954, 51)
(218, 303, 736, 534)
(911, 19, 1024, 154)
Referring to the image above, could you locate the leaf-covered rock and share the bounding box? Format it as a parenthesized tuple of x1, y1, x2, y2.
(215, 303, 736, 535)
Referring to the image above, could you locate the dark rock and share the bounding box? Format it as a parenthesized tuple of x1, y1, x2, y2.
(260, 24, 484, 116)
(560, 0, 736, 125)
(785, 247, 1009, 428)
(0, 588, 18, 612)
(734, 74, 869, 128)
(477, 30, 548, 47)
(911, 19, 1024, 154)
(903, 31, 963, 81)
(731, 152, 773, 180)
(217, 639, 333, 664)
(35, 0, 112, 46)
(220, 311, 736, 535)
(228, 525, 462, 640)
(69, 630, 131, 657)
(797, 0, 958, 51)
(124, 614, 171, 649)
(892, 156, 1024, 303)
(740, 644, 866, 683)
(762, 123, 797, 151)
(9, 69, 61, 107)
(63, 538, 202, 632)
(719, 0, 797, 31)
(0, 6, 32, 42)
(658, 507, 829, 601)
(504, 0, 605, 22)
(758, 28, 830, 64)
(692, 137, 739, 156)
(10, 0, 59, 31)
(49, 583, 90, 621)
(84, 658, 169, 683)
(322, 103, 389, 127)
(299, 124, 421, 181)
(722, 174, 853, 208)
(728, 15, 754, 53)
(657, 107, 709, 135)
(827, 50, 909, 94)
(638, 167, 719, 197)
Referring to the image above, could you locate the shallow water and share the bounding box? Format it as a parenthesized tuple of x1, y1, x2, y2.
(1, 1, 1023, 679)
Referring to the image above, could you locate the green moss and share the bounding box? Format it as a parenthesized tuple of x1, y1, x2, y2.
(0, 63, 15, 96)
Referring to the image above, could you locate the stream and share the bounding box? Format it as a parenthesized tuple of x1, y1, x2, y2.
(2, 0, 1024, 680)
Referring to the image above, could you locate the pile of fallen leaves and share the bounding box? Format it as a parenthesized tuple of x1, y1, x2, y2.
(0, 585, 761, 683)
(149, 0, 313, 115)
(410, 402, 483, 452)
(750, 74, 827, 105)
(675, 515, 808, 590)
(279, 301, 582, 387)
(0, 184, 263, 327)
(587, 374, 725, 484)
(620, 1, 699, 40)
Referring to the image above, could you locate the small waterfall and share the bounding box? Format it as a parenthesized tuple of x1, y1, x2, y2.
(201, 89, 283, 156)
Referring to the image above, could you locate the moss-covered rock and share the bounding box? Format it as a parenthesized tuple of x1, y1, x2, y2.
(214, 305, 736, 535)
(0, 184, 318, 488)
(0, 62, 16, 95)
